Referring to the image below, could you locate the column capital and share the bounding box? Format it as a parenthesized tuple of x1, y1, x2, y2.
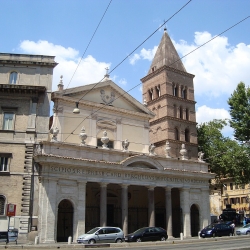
(100, 183, 108, 188)
(165, 186, 173, 191)
(147, 186, 155, 191)
(120, 183, 129, 189)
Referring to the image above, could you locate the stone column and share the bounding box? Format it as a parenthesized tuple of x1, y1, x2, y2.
(100, 183, 107, 227)
(76, 182, 86, 241)
(201, 187, 210, 228)
(44, 178, 57, 243)
(148, 186, 155, 227)
(165, 187, 173, 237)
(121, 184, 128, 236)
(180, 187, 191, 238)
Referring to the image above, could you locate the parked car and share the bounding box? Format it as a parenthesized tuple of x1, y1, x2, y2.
(200, 223, 234, 238)
(77, 227, 124, 244)
(236, 224, 250, 235)
(125, 227, 168, 242)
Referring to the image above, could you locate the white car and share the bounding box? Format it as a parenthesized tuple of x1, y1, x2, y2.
(77, 227, 124, 244)
(236, 224, 250, 235)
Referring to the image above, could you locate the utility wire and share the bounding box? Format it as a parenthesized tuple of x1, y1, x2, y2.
(77, 0, 192, 102)
(58, 0, 193, 145)
(65, 14, 250, 140)
(64, 0, 113, 90)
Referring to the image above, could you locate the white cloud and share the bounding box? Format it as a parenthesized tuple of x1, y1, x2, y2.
(19, 40, 111, 90)
(129, 46, 158, 65)
(118, 78, 127, 85)
(196, 105, 230, 124)
(173, 32, 250, 97)
(196, 105, 234, 137)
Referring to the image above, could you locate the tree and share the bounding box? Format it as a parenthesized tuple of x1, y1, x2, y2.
(197, 119, 250, 184)
(228, 82, 250, 143)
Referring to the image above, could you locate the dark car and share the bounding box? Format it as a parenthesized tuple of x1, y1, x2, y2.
(200, 223, 234, 238)
(125, 227, 168, 242)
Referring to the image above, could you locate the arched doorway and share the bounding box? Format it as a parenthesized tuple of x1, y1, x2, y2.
(190, 204, 200, 237)
(57, 199, 74, 242)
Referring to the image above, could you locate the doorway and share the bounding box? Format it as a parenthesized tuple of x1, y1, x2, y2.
(190, 204, 200, 237)
(57, 199, 74, 242)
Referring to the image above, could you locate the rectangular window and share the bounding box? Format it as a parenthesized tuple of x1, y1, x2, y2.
(230, 183, 233, 190)
(241, 184, 245, 189)
(223, 184, 227, 191)
(241, 197, 246, 203)
(3, 112, 14, 130)
(0, 157, 9, 172)
(224, 198, 228, 205)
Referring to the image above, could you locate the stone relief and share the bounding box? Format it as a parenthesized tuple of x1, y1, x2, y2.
(50, 127, 59, 142)
(198, 151, 205, 162)
(101, 131, 109, 149)
(122, 139, 130, 152)
(79, 126, 87, 146)
(149, 144, 157, 156)
(180, 144, 187, 160)
(100, 89, 115, 105)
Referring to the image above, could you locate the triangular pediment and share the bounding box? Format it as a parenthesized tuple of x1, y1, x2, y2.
(148, 30, 186, 74)
(57, 80, 154, 116)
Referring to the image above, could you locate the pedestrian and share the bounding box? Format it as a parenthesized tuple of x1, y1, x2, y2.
(230, 220, 235, 236)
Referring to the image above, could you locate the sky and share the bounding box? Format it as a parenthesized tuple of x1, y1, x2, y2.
(1, 0, 250, 137)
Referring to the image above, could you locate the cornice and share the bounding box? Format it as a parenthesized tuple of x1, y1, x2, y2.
(0, 59, 58, 68)
(150, 115, 197, 126)
(154, 138, 198, 147)
(0, 84, 46, 94)
(141, 65, 195, 83)
(146, 93, 196, 106)
(52, 95, 154, 119)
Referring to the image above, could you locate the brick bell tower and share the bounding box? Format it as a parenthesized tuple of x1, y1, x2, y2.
(141, 28, 198, 159)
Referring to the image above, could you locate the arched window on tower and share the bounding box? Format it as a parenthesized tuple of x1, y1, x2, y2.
(155, 85, 160, 98)
(148, 89, 153, 101)
(186, 108, 189, 120)
(183, 88, 187, 99)
(175, 127, 179, 140)
(173, 84, 178, 97)
(9, 72, 18, 84)
(179, 106, 183, 119)
(185, 129, 190, 142)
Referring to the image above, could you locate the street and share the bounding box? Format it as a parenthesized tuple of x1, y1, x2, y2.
(1, 236, 250, 250)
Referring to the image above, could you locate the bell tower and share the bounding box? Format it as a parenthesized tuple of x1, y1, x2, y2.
(141, 29, 198, 159)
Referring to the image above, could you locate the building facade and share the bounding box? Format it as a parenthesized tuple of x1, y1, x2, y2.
(0, 53, 57, 239)
(141, 29, 198, 159)
(34, 75, 213, 243)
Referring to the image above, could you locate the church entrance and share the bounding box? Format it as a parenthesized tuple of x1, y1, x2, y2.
(190, 204, 200, 237)
(56, 199, 74, 242)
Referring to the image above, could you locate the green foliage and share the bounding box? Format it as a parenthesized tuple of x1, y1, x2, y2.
(197, 119, 250, 184)
(228, 82, 250, 143)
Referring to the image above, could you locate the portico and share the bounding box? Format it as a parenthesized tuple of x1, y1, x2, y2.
(35, 141, 212, 243)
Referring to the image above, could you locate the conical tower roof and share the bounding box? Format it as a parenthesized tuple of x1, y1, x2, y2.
(148, 29, 186, 74)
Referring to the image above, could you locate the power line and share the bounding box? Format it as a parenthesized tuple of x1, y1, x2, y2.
(59, 0, 193, 145)
(77, 0, 193, 102)
(64, 0, 113, 90)
(66, 15, 250, 139)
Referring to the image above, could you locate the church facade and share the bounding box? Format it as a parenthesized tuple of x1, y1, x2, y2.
(0, 30, 213, 243)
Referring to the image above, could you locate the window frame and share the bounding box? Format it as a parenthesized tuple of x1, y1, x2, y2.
(1, 107, 17, 131)
(0, 195, 6, 216)
(9, 71, 18, 84)
(0, 153, 12, 173)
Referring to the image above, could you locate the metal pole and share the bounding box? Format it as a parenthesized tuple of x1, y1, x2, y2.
(7, 216, 10, 244)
